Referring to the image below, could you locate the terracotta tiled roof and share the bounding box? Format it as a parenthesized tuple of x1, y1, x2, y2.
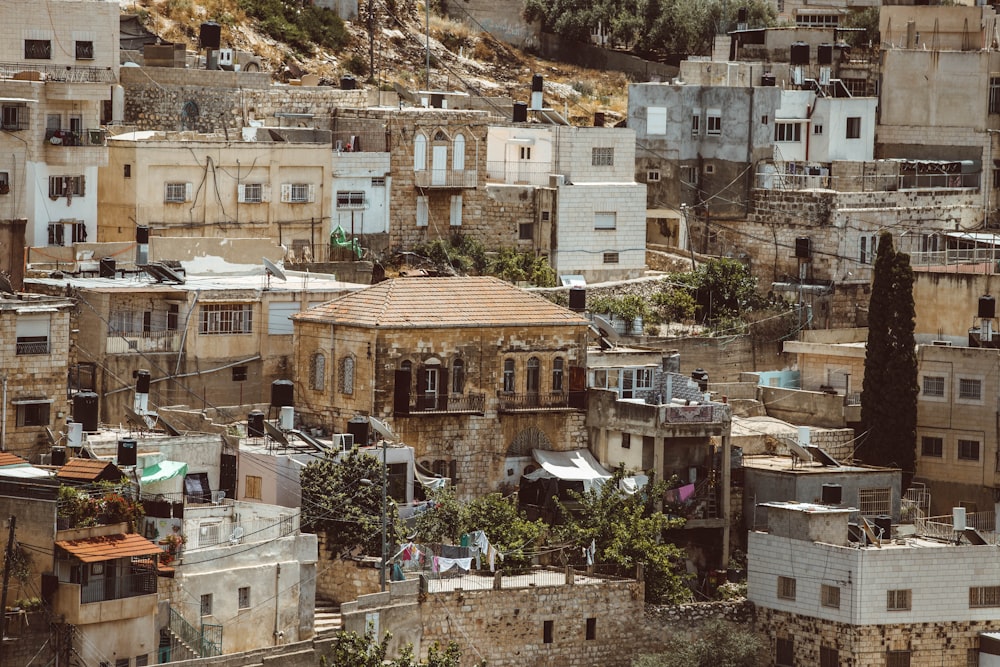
(0, 453, 29, 468)
(296, 277, 589, 329)
(55, 533, 162, 563)
(56, 458, 124, 482)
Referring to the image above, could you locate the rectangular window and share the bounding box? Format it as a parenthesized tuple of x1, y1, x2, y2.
(922, 376, 945, 397)
(820, 646, 838, 667)
(336, 191, 365, 208)
(691, 112, 701, 136)
(0, 172, 8, 194)
(592, 147, 614, 166)
(1, 105, 27, 131)
(543, 620, 553, 644)
(541, 210, 551, 222)
(602, 252, 619, 264)
(16, 402, 50, 427)
(636, 368, 653, 389)
(450, 195, 463, 227)
(123, 164, 132, 179)
(846, 117, 861, 139)
(75, 40, 94, 60)
(958, 439, 981, 461)
(49, 176, 85, 198)
(959, 378, 982, 400)
(238, 586, 251, 609)
(621, 433, 631, 449)
(887, 651, 911, 667)
(585, 617, 596, 640)
(647, 106, 667, 135)
(921, 436, 943, 458)
(281, 183, 313, 203)
(371, 177, 386, 187)
(971, 585, 1000, 607)
(814, 124, 824, 135)
(707, 110, 722, 135)
(991, 77, 1000, 114)
(647, 170, 660, 182)
(858, 488, 891, 516)
(245, 475, 262, 500)
(240, 183, 264, 204)
(416, 196, 428, 227)
(777, 576, 796, 601)
(887, 589, 911, 611)
(821, 584, 840, 609)
(135, 656, 149, 667)
(776, 638, 794, 667)
(200, 593, 213, 616)
(519, 223, 534, 240)
(519, 146, 532, 160)
(594, 212, 617, 229)
(115, 660, 129, 667)
(24, 39, 51, 60)
(199, 304, 253, 335)
(47, 222, 64, 247)
(164, 182, 189, 203)
(774, 122, 802, 142)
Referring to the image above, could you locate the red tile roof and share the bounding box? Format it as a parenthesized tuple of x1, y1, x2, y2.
(56, 458, 124, 482)
(55, 533, 162, 563)
(296, 277, 589, 329)
(0, 452, 28, 468)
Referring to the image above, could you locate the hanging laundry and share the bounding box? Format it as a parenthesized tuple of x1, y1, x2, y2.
(678, 484, 696, 502)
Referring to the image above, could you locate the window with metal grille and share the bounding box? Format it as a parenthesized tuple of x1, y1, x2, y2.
(75, 40, 94, 60)
(647, 170, 660, 182)
(24, 39, 51, 59)
(238, 586, 251, 609)
(621, 432, 631, 449)
(199, 304, 253, 335)
(707, 111, 722, 135)
(691, 112, 700, 135)
(245, 475, 262, 500)
(591, 147, 614, 166)
(371, 177, 386, 187)
(774, 122, 802, 142)
(959, 378, 982, 400)
(777, 576, 796, 600)
(49, 176, 85, 198)
(821, 584, 840, 609)
(887, 589, 911, 611)
(991, 78, 1000, 114)
(199, 522, 221, 546)
(310, 353, 325, 391)
(970, 586, 1000, 607)
(603, 252, 619, 264)
(922, 376, 945, 397)
(164, 182, 188, 203)
(820, 646, 838, 667)
(1, 105, 26, 131)
(115, 659, 129, 667)
(135, 656, 149, 667)
(240, 183, 263, 203)
(887, 650, 911, 667)
(858, 488, 891, 516)
(776, 638, 794, 666)
(959, 439, 981, 461)
(289, 183, 310, 202)
(16, 402, 50, 427)
(920, 436, 943, 457)
(340, 356, 355, 395)
(519, 223, 534, 240)
(336, 191, 366, 208)
(201, 593, 213, 616)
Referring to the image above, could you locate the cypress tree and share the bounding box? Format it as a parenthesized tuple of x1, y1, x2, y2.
(859, 232, 918, 486)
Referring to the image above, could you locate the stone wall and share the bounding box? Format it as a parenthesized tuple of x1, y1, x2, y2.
(1, 614, 69, 666)
(314, 540, 382, 604)
(644, 599, 754, 630)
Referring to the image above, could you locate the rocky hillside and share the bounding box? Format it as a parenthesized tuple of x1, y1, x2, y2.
(127, 0, 630, 124)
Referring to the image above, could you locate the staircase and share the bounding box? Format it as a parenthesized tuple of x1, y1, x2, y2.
(314, 598, 342, 635)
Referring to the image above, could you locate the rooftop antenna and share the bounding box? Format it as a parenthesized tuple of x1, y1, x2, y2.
(263, 257, 287, 290)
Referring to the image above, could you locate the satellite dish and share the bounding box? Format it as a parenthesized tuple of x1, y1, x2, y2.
(368, 416, 399, 442)
(263, 257, 287, 282)
(591, 314, 622, 343)
(785, 437, 813, 463)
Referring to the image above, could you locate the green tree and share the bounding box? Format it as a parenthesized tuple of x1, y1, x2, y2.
(322, 628, 476, 667)
(668, 258, 765, 324)
(632, 619, 769, 667)
(859, 232, 917, 484)
(414, 486, 464, 544)
(300, 449, 402, 557)
(840, 7, 879, 50)
(461, 493, 545, 571)
(556, 469, 691, 604)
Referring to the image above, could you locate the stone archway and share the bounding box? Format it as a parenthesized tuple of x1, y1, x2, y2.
(507, 426, 552, 457)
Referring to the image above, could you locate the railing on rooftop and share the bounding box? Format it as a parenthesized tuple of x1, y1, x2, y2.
(0, 62, 116, 83)
(756, 170, 980, 192)
(484, 161, 558, 186)
(332, 130, 389, 153)
(45, 128, 107, 147)
(80, 569, 157, 605)
(908, 247, 1000, 270)
(914, 511, 996, 542)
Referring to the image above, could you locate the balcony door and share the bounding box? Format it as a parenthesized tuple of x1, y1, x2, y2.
(431, 145, 448, 185)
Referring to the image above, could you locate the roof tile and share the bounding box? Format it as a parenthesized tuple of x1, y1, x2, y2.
(55, 533, 162, 563)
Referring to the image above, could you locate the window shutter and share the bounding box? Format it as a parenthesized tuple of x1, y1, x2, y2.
(416, 196, 428, 227)
(261, 184, 271, 203)
(307, 184, 316, 203)
(450, 195, 462, 227)
(185, 183, 193, 202)
(78, 175, 85, 196)
(237, 184, 246, 203)
(414, 135, 427, 171)
(453, 134, 465, 171)
(280, 184, 292, 203)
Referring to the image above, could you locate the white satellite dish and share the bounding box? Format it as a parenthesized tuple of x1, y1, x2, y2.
(591, 314, 622, 343)
(263, 257, 287, 282)
(368, 416, 399, 442)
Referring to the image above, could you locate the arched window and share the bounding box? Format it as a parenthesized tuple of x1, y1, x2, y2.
(552, 357, 564, 392)
(503, 359, 515, 393)
(340, 356, 355, 395)
(453, 134, 466, 171)
(452, 359, 465, 393)
(526, 357, 540, 394)
(414, 134, 427, 171)
(310, 352, 326, 391)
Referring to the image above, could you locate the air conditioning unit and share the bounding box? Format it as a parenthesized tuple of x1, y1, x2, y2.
(549, 174, 566, 188)
(333, 433, 355, 452)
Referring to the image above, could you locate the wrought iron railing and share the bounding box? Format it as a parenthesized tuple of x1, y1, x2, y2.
(106, 330, 181, 354)
(80, 570, 157, 604)
(498, 391, 574, 411)
(15, 339, 49, 355)
(413, 168, 478, 188)
(0, 62, 116, 83)
(169, 607, 223, 658)
(407, 393, 486, 414)
(45, 128, 107, 147)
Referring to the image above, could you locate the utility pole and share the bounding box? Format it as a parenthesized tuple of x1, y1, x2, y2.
(0, 516, 17, 643)
(380, 439, 387, 591)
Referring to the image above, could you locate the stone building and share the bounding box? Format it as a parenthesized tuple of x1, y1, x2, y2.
(0, 0, 119, 249)
(292, 276, 590, 498)
(0, 291, 74, 459)
(750, 501, 1000, 667)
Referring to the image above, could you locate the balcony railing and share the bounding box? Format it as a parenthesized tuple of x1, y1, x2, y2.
(332, 130, 388, 153)
(45, 128, 107, 147)
(15, 339, 49, 355)
(663, 404, 717, 424)
(413, 168, 478, 189)
(106, 330, 181, 354)
(0, 61, 116, 83)
(404, 393, 486, 415)
(485, 160, 558, 186)
(80, 570, 157, 604)
(498, 391, 579, 412)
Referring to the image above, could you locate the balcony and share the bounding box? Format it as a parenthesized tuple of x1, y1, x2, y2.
(498, 391, 583, 412)
(45, 128, 107, 147)
(54, 574, 158, 625)
(413, 168, 478, 189)
(485, 160, 557, 187)
(81, 570, 157, 604)
(0, 62, 116, 84)
(45, 127, 108, 167)
(106, 330, 181, 354)
(15, 338, 49, 355)
(401, 392, 486, 416)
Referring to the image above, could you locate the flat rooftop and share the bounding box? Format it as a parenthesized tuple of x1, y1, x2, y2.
(744, 455, 895, 474)
(426, 568, 623, 593)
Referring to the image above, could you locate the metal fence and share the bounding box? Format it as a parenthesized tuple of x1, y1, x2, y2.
(81, 570, 157, 604)
(756, 170, 980, 192)
(0, 61, 116, 83)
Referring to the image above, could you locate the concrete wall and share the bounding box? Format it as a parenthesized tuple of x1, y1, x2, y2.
(446, 0, 540, 49)
(760, 386, 853, 428)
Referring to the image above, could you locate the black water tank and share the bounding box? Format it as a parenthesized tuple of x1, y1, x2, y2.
(347, 415, 370, 446)
(340, 75, 356, 90)
(531, 73, 544, 92)
(99, 258, 116, 278)
(569, 287, 586, 312)
(199, 21, 222, 50)
(136, 226, 149, 244)
(73, 392, 99, 432)
(117, 438, 137, 467)
(761, 73, 776, 87)
(691, 368, 709, 392)
(818, 43, 834, 65)
(795, 237, 812, 259)
(271, 379, 294, 407)
(821, 483, 842, 505)
(513, 101, 528, 123)
(873, 515, 892, 541)
(980, 295, 996, 319)
(790, 42, 810, 66)
(247, 410, 265, 438)
(135, 369, 151, 394)
(51, 447, 66, 467)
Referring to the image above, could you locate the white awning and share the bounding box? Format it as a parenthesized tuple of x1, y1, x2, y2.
(525, 449, 647, 494)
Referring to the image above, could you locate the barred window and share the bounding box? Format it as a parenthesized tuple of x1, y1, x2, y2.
(777, 576, 796, 600)
(959, 378, 982, 400)
(991, 77, 1000, 114)
(310, 352, 326, 391)
(887, 589, 911, 611)
(165, 182, 188, 203)
(238, 586, 251, 609)
(591, 147, 614, 166)
(970, 585, 1000, 607)
(858, 487, 891, 516)
(922, 376, 945, 397)
(820, 646, 839, 667)
(49, 176, 85, 198)
(959, 439, 981, 461)
(289, 183, 309, 202)
(340, 356, 355, 395)
(887, 651, 911, 667)
(199, 304, 253, 335)
(821, 584, 840, 609)
(240, 183, 263, 203)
